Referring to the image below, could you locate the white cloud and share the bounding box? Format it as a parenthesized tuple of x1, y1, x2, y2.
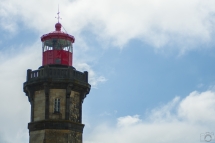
(0, 1, 18, 33)
(99, 111, 111, 117)
(74, 62, 107, 88)
(117, 115, 141, 127)
(1, 0, 215, 51)
(84, 90, 215, 143)
(147, 96, 180, 122)
(178, 91, 215, 124)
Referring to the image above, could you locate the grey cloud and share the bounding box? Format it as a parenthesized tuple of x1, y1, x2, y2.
(0, 133, 9, 143)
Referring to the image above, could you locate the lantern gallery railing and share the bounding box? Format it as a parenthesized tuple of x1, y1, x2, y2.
(26, 67, 88, 83)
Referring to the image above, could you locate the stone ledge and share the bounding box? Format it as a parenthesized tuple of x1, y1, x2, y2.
(28, 120, 85, 132)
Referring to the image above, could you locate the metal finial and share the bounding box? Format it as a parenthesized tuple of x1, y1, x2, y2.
(55, 5, 62, 23)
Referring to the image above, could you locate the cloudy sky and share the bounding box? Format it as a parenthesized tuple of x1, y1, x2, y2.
(1, 0, 215, 142)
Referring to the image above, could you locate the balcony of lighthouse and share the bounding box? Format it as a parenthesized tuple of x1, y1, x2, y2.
(24, 65, 90, 90)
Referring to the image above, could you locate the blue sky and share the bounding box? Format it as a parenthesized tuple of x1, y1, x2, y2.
(1, 0, 215, 142)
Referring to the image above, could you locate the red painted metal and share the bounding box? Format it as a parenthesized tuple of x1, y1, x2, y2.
(42, 50, 72, 66)
(41, 23, 75, 66)
(41, 23, 75, 42)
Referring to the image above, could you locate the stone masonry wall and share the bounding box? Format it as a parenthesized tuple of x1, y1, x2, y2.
(30, 129, 82, 143)
(29, 130, 45, 143)
(34, 90, 45, 121)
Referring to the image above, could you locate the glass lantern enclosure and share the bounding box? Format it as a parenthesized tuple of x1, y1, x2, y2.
(42, 38, 73, 66)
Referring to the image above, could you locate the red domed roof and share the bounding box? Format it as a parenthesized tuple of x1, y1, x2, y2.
(41, 23, 75, 43)
(55, 22, 62, 31)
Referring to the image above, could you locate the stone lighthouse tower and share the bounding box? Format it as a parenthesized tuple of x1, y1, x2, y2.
(23, 17, 91, 143)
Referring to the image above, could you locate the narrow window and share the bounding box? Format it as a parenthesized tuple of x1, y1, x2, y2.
(54, 98, 60, 113)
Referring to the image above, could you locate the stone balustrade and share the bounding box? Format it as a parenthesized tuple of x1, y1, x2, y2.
(26, 66, 88, 83)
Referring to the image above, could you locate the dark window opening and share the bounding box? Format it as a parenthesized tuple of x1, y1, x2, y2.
(54, 98, 60, 113)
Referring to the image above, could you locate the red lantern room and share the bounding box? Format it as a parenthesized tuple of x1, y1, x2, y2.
(41, 22, 75, 66)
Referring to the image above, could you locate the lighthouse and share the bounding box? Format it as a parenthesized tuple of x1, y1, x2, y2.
(23, 16, 91, 143)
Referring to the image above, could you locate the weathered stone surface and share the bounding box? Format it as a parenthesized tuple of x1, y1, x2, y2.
(29, 130, 45, 143)
(34, 90, 45, 121)
(29, 129, 82, 143)
(70, 91, 80, 122)
(44, 129, 69, 143)
(44, 129, 82, 143)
